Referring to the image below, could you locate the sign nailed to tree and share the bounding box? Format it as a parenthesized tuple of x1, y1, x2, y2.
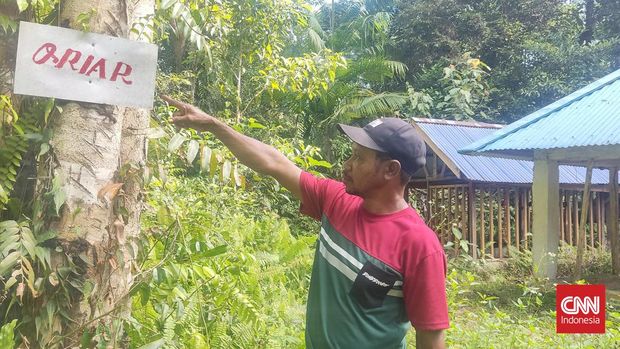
(13, 21, 158, 108)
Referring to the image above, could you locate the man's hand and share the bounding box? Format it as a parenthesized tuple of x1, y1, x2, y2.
(161, 95, 217, 132)
(159, 95, 303, 199)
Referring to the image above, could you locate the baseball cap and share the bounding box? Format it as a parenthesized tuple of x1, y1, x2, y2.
(337, 118, 426, 176)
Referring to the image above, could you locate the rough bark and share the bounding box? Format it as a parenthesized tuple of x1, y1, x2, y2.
(44, 0, 153, 346)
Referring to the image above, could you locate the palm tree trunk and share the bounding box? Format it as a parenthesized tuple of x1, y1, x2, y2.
(42, 0, 153, 346)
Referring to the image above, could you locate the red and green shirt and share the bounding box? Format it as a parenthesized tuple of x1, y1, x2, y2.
(299, 172, 449, 348)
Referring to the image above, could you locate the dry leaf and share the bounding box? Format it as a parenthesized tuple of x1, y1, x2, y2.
(97, 182, 124, 202)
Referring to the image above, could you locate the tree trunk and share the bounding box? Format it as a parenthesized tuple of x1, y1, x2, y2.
(43, 1, 153, 346)
(580, 0, 595, 44)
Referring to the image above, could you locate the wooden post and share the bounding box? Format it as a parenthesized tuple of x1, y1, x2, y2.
(515, 189, 521, 251)
(462, 186, 468, 250)
(576, 162, 593, 279)
(532, 156, 560, 279)
(610, 167, 619, 275)
(447, 187, 453, 240)
(490, 190, 495, 258)
(439, 188, 445, 244)
(602, 195, 607, 250)
(574, 192, 580, 246)
(480, 190, 486, 258)
(560, 190, 565, 243)
(524, 189, 530, 251)
(598, 194, 603, 250)
(505, 189, 511, 256)
(566, 194, 574, 246)
(498, 189, 504, 258)
(589, 195, 594, 249)
(468, 183, 477, 259)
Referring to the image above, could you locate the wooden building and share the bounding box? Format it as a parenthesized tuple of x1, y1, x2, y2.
(460, 68, 620, 278)
(408, 118, 615, 261)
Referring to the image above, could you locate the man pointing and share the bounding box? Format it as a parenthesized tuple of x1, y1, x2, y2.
(161, 95, 449, 348)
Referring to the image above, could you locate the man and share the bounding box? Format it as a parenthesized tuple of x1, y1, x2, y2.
(161, 95, 449, 349)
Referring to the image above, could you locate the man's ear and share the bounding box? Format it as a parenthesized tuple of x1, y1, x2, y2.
(384, 160, 402, 180)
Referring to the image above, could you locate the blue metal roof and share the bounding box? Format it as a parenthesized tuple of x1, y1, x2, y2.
(413, 119, 611, 184)
(460, 69, 620, 156)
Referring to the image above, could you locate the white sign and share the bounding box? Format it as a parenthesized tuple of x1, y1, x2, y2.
(13, 21, 158, 108)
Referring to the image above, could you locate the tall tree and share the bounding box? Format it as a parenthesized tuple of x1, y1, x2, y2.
(1, 0, 154, 346)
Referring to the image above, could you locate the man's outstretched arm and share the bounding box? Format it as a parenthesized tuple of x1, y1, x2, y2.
(161, 95, 302, 200)
(416, 329, 446, 349)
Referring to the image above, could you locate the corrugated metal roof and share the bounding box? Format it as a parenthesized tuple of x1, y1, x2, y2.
(460, 69, 620, 155)
(413, 118, 611, 184)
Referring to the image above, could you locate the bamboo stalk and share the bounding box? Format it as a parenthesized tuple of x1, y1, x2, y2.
(574, 192, 579, 246)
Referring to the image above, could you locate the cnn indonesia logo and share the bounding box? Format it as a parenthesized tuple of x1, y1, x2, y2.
(556, 284, 606, 334)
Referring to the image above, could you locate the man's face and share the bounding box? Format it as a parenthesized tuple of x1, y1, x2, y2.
(342, 143, 386, 196)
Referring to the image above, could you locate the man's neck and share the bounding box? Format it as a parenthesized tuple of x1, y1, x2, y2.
(362, 190, 409, 215)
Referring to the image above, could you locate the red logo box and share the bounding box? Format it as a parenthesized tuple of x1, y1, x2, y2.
(556, 284, 606, 334)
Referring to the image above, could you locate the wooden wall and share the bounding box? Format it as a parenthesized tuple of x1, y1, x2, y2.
(415, 185, 613, 259)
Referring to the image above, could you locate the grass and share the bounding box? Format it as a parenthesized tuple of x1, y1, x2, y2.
(406, 247, 620, 348)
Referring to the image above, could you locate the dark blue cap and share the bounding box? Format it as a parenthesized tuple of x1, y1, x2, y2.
(338, 118, 426, 176)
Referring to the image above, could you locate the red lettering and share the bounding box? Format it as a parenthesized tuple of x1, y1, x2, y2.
(84, 58, 106, 79)
(110, 62, 133, 85)
(79, 55, 95, 74)
(55, 49, 82, 70)
(32, 43, 59, 65)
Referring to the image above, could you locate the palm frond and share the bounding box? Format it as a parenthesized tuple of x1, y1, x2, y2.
(335, 90, 409, 119)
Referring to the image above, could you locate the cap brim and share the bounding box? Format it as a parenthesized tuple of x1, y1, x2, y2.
(337, 124, 387, 152)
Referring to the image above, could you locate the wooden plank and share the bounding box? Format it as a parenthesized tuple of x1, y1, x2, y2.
(447, 187, 453, 241)
(568, 192, 573, 245)
(560, 190, 565, 243)
(515, 189, 521, 251)
(609, 167, 619, 274)
(524, 189, 529, 251)
(598, 194, 603, 250)
(480, 190, 486, 258)
(575, 162, 593, 278)
(573, 192, 579, 246)
(588, 193, 594, 249)
(505, 189, 511, 257)
(498, 189, 503, 258)
(490, 190, 495, 258)
(462, 185, 468, 251)
(602, 195, 607, 250)
(439, 188, 445, 244)
(468, 183, 477, 259)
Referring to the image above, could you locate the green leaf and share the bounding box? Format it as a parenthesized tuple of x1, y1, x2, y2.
(168, 133, 186, 152)
(200, 146, 212, 173)
(186, 140, 199, 164)
(203, 245, 227, 258)
(53, 188, 66, 215)
(222, 160, 232, 183)
(0, 251, 20, 276)
(137, 338, 165, 349)
(16, 0, 29, 12)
